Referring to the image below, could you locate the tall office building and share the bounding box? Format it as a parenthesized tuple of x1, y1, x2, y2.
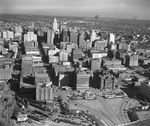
(72, 49, 83, 61)
(47, 29, 54, 45)
(70, 32, 78, 43)
(78, 32, 84, 48)
(108, 33, 115, 44)
(62, 29, 68, 42)
(125, 55, 138, 66)
(59, 51, 68, 62)
(53, 18, 58, 31)
(76, 72, 91, 91)
(90, 30, 96, 42)
(60, 23, 66, 32)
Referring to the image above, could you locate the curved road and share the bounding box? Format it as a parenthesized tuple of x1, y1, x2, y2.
(97, 97, 122, 125)
(54, 90, 133, 126)
(69, 100, 115, 126)
(55, 92, 115, 126)
(118, 97, 133, 124)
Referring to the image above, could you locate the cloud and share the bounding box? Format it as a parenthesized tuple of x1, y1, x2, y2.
(0, 0, 150, 19)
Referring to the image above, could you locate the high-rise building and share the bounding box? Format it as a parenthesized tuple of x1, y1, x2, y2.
(58, 73, 69, 87)
(61, 29, 69, 42)
(66, 43, 74, 53)
(125, 55, 138, 66)
(108, 33, 115, 44)
(60, 24, 66, 32)
(70, 32, 78, 43)
(59, 51, 68, 62)
(91, 59, 101, 70)
(90, 30, 96, 42)
(36, 84, 53, 101)
(78, 32, 84, 48)
(53, 18, 58, 31)
(72, 49, 83, 61)
(24, 31, 37, 42)
(47, 29, 54, 46)
(76, 72, 91, 91)
(60, 42, 69, 50)
(83, 40, 91, 49)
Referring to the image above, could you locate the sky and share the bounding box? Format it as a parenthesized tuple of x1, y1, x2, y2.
(0, 0, 150, 19)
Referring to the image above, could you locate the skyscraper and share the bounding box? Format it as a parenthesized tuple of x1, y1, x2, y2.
(108, 33, 115, 44)
(60, 23, 66, 32)
(47, 29, 54, 46)
(78, 32, 84, 48)
(53, 18, 58, 31)
(70, 32, 78, 43)
(90, 30, 96, 42)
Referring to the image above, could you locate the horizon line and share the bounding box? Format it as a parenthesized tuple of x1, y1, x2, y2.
(0, 12, 149, 21)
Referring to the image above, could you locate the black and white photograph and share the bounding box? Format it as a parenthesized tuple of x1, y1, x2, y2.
(0, 0, 150, 126)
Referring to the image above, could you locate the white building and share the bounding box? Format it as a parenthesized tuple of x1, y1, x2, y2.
(90, 30, 96, 42)
(53, 18, 58, 31)
(109, 33, 115, 44)
(24, 31, 37, 42)
(7, 31, 14, 39)
(2, 31, 7, 39)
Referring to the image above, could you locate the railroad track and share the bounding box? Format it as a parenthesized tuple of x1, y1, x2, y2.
(97, 97, 122, 125)
(69, 100, 115, 126)
(118, 97, 132, 124)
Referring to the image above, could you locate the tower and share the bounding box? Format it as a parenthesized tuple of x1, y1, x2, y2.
(53, 18, 58, 31)
(90, 30, 96, 42)
(109, 33, 115, 44)
(78, 32, 84, 48)
(47, 29, 54, 46)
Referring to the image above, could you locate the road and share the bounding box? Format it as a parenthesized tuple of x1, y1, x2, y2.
(54, 91, 115, 126)
(54, 89, 134, 126)
(97, 96, 122, 125)
(118, 97, 133, 124)
(69, 99, 115, 126)
(89, 87, 134, 125)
